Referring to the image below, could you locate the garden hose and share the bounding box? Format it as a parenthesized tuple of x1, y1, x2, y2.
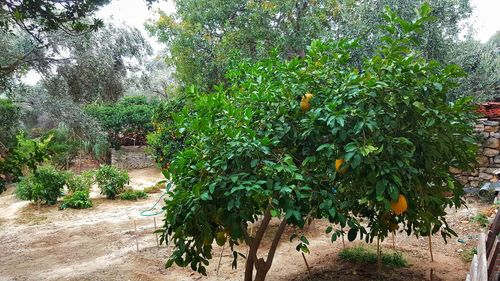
(140, 181, 172, 216)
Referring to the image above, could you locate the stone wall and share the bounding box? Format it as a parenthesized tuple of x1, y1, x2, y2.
(111, 146, 154, 170)
(452, 119, 500, 188)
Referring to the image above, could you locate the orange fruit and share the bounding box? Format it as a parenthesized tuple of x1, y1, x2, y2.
(390, 194, 408, 215)
(335, 159, 347, 174)
(300, 93, 313, 112)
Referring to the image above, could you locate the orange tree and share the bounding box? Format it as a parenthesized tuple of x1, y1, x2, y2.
(152, 4, 477, 281)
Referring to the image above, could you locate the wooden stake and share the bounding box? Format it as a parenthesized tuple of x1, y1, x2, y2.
(153, 217, 159, 247)
(134, 220, 139, 252)
(341, 228, 345, 249)
(428, 234, 434, 262)
(301, 252, 311, 276)
(377, 237, 382, 273)
(392, 231, 396, 250)
(216, 245, 225, 277)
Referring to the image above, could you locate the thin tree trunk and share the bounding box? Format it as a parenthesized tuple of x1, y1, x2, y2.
(428, 234, 434, 262)
(377, 236, 382, 273)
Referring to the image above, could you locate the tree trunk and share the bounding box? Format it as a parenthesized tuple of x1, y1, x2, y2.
(244, 253, 255, 281)
(254, 268, 269, 281)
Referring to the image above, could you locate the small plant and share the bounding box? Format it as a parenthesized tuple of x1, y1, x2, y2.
(95, 165, 129, 199)
(118, 189, 148, 200)
(65, 170, 94, 193)
(143, 182, 165, 193)
(471, 213, 490, 228)
(60, 190, 93, 209)
(339, 246, 408, 268)
(461, 247, 477, 263)
(15, 166, 66, 206)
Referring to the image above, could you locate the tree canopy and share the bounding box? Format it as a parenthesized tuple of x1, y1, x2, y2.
(147, 0, 477, 93)
(152, 5, 477, 280)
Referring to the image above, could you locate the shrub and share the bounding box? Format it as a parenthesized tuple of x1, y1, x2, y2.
(43, 124, 81, 168)
(85, 96, 158, 148)
(15, 166, 66, 205)
(144, 182, 165, 193)
(95, 165, 129, 199)
(118, 189, 148, 200)
(0, 132, 53, 181)
(60, 190, 93, 209)
(471, 213, 489, 227)
(339, 246, 408, 268)
(65, 170, 95, 193)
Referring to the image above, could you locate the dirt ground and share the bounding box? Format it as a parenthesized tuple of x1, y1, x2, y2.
(0, 167, 495, 281)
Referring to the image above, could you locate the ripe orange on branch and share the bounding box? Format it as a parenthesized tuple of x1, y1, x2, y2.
(335, 159, 347, 174)
(390, 194, 408, 215)
(300, 92, 313, 112)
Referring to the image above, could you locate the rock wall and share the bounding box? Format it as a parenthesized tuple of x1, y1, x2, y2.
(111, 146, 154, 170)
(452, 119, 500, 188)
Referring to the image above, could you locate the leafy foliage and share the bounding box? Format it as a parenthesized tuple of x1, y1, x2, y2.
(154, 5, 476, 279)
(148, 0, 478, 93)
(339, 246, 407, 268)
(95, 165, 129, 199)
(60, 189, 93, 209)
(118, 189, 148, 201)
(0, 98, 21, 152)
(65, 170, 95, 193)
(0, 0, 110, 88)
(42, 25, 152, 104)
(43, 124, 81, 168)
(85, 96, 157, 147)
(147, 94, 187, 167)
(0, 132, 53, 180)
(15, 166, 66, 205)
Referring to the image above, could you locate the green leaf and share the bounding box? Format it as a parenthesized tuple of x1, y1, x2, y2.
(347, 228, 358, 241)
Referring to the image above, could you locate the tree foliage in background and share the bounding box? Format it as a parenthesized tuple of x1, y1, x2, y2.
(0, 98, 21, 153)
(86, 96, 158, 148)
(0, 0, 110, 89)
(154, 5, 477, 280)
(147, 0, 481, 94)
(42, 25, 152, 104)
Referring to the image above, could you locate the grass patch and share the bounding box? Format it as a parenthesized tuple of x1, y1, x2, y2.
(144, 182, 166, 194)
(461, 247, 477, 263)
(118, 190, 148, 200)
(471, 213, 489, 227)
(339, 246, 408, 268)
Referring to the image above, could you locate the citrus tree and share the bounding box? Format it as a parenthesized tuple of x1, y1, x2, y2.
(153, 4, 476, 280)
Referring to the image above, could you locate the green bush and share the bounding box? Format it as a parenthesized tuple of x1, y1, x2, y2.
(60, 190, 92, 209)
(65, 170, 94, 193)
(95, 165, 129, 199)
(0, 132, 53, 181)
(43, 124, 81, 168)
(15, 166, 66, 205)
(339, 246, 408, 268)
(85, 96, 158, 148)
(118, 189, 148, 200)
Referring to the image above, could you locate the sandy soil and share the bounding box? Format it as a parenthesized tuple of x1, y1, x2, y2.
(0, 168, 493, 281)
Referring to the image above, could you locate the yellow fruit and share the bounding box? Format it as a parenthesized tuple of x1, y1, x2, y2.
(390, 194, 408, 215)
(335, 159, 347, 174)
(215, 231, 227, 246)
(300, 93, 313, 112)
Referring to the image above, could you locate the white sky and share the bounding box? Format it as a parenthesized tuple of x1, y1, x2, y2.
(21, 0, 500, 85)
(469, 0, 500, 42)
